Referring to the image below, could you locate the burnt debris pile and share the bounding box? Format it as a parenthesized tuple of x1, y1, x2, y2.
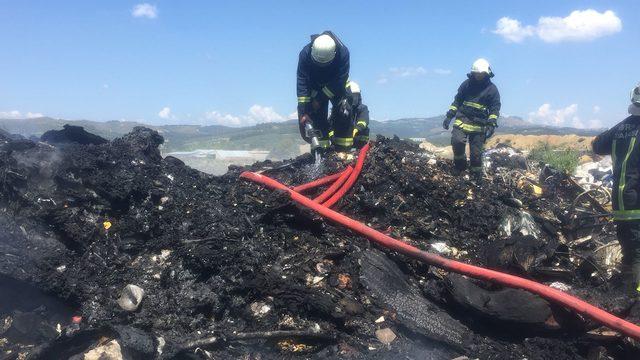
(0, 127, 637, 359)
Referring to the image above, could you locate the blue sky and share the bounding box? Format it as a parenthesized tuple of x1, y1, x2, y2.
(0, 1, 638, 128)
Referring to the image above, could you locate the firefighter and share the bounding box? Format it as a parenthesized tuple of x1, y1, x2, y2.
(297, 31, 350, 152)
(330, 81, 370, 151)
(592, 83, 640, 293)
(443, 59, 501, 181)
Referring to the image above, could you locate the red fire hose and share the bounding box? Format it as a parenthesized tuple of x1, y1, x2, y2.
(240, 171, 640, 340)
(292, 171, 344, 193)
(323, 143, 370, 208)
(314, 166, 353, 203)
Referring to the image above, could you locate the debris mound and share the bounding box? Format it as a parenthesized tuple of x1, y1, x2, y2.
(0, 127, 638, 359)
(41, 124, 108, 145)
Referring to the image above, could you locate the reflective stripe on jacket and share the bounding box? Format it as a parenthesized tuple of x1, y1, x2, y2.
(593, 115, 640, 220)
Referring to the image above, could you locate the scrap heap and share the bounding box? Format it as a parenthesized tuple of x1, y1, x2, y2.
(0, 126, 638, 359)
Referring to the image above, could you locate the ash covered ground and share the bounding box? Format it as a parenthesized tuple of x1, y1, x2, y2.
(1, 126, 639, 359)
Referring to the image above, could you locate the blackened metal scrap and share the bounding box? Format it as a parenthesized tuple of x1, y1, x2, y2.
(359, 249, 472, 350)
(180, 329, 335, 350)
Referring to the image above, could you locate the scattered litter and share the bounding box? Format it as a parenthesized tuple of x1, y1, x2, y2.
(103, 221, 112, 230)
(250, 302, 272, 318)
(337, 274, 352, 289)
(375, 316, 385, 324)
(548, 282, 571, 292)
(83, 339, 123, 360)
(498, 210, 542, 239)
(375, 328, 397, 345)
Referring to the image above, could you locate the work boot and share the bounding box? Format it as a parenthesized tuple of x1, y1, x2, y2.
(451, 168, 464, 177)
(470, 167, 484, 184)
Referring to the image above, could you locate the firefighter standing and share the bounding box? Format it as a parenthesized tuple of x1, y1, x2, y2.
(443, 59, 501, 181)
(297, 31, 350, 152)
(329, 81, 370, 151)
(592, 83, 640, 293)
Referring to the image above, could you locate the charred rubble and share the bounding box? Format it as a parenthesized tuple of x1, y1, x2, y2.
(0, 126, 638, 359)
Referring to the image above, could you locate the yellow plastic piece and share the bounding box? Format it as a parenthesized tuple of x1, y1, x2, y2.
(103, 221, 112, 230)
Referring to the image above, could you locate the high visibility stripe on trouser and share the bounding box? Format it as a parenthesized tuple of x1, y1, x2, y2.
(614, 210, 640, 221)
(322, 86, 335, 98)
(453, 119, 484, 133)
(449, 105, 458, 111)
(318, 139, 331, 148)
(333, 137, 353, 147)
(618, 138, 637, 211)
(298, 96, 311, 103)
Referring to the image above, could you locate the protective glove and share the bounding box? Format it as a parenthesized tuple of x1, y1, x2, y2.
(298, 103, 310, 123)
(443, 117, 453, 130)
(352, 128, 359, 138)
(299, 113, 311, 125)
(446, 109, 456, 119)
(485, 125, 496, 138)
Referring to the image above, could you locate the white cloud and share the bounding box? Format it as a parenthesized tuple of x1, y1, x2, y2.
(433, 68, 452, 75)
(248, 105, 285, 123)
(132, 3, 158, 19)
(204, 105, 287, 126)
(204, 111, 243, 126)
(528, 103, 580, 127)
(158, 106, 172, 119)
(493, 17, 535, 43)
(288, 111, 298, 120)
(537, 10, 621, 42)
(593, 105, 601, 114)
(389, 66, 427, 78)
(0, 110, 44, 119)
(26, 112, 44, 118)
(493, 10, 621, 43)
(527, 103, 602, 129)
(378, 66, 450, 85)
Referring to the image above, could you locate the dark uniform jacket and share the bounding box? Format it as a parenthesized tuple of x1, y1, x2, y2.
(593, 115, 640, 219)
(297, 31, 350, 117)
(449, 75, 501, 133)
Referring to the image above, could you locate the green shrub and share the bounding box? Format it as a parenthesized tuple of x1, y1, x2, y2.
(528, 142, 580, 174)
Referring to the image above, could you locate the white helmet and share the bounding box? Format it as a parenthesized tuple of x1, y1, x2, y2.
(471, 58, 493, 76)
(311, 34, 336, 64)
(631, 83, 640, 106)
(347, 81, 360, 94)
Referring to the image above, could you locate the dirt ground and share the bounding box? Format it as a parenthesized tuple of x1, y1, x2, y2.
(487, 134, 595, 151)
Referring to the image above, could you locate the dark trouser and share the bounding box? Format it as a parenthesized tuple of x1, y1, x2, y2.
(451, 127, 486, 175)
(298, 92, 341, 150)
(615, 220, 640, 284)
(330, 110, 353, 152)
(354, 127, 370, 149)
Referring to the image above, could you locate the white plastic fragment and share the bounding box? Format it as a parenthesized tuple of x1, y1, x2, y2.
(549, 282, 571, 292)
(375, 328, 397, 345)
(374, 316, 385, 324)
(431, 242, 453, 256)
(117, 284, 145, 312)
(250, 301, 272, 318)
(83, 339, 123, 360)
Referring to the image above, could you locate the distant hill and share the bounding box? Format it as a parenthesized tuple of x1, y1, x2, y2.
(0, 116, 602, 159)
